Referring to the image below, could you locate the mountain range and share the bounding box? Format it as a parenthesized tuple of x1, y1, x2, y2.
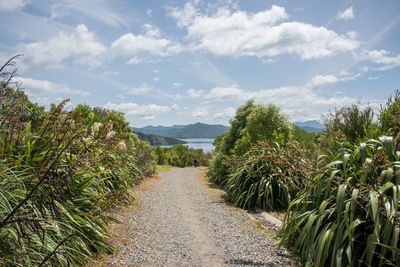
(133, 122, 230, 139)
(293, 120, 325, 133)
(134, 132, 186, 146)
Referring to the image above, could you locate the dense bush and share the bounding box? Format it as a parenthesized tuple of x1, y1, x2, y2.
(208, 100, 293, 186)
(0, 58, 155, 266)
(279, 137, 400, 267)
(319, 104, 376, 153)
(153, 144, 211, 168)
(226, 141, 315, 210)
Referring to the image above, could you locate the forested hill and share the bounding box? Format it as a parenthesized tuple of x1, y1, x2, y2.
(134, 132, 186, 146)
(293, 120, 324, 133)
(133, 122, 229, 139)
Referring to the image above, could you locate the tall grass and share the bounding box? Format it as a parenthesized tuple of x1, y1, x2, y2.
(279, 137, 400, 267)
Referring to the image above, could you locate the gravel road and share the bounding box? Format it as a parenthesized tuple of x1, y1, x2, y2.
(104, 168, 294, 266)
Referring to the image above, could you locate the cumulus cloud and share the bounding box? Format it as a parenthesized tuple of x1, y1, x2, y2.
(311, 75, 339, 87)
(187, 88, 205, 98)
(361, 49, 400, 71)
(213, 107, 236, 120)
(199, 70, 368, 122)
(127, 84, 152, 95)
(204, 85, 244, 101)
(0, 0, 29, 11)
(169, 4, 359, 60)
(337, 7, 354, 20)
(17, 24, 106, 71)
(103, 102, 173, 120)
(110, 24, 182, 62)
(16, 77, 89, 97)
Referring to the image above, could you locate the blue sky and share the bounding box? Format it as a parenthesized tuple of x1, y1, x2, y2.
(0, 0, 399, 127)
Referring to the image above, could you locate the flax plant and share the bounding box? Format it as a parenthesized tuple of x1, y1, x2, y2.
(226, 141, 315, 210)
(0, 57, 155, 266)
(279, 137, 400, 267)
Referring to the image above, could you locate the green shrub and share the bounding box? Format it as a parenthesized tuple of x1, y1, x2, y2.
(0, 58, 155, 266)
(279, 137, 400, 267)
(226, 142, 315, 210)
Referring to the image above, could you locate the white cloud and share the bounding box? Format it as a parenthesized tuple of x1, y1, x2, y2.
(110, 24, 182, 61)
(213, 107, 236, 120)
(127, 84, 152, 95)
(173, 82, 183, 87)
(367, 76, 379, 81)
(153, 77, 159, 82)
(192, 107, 209, 117)
(18, 24, 106, 71)
(146, 8, 152, 17)
(361, 49, 400, 70)
(16, 77, 89, 97)
(103, 102, 172, 119)
(311, 75, 339, 86)
(169, 4, 359, 60)
(187, 88, 205, 98)
(0, 0, 29, 11)
(198, 70, 369, 122)
(204, 85, 244, 101)
(337, 7, 354, 20)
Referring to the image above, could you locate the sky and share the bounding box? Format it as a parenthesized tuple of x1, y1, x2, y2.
(0, 0, 399, 127)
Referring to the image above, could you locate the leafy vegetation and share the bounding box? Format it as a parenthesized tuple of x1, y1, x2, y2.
(279, 137, 400, 266)
(0, 57, 156, 266)
(208, 92, 400, 266)
(225, 141, 315, 210)
(208, 100, 293, 186)
(153, 144, 211, 168)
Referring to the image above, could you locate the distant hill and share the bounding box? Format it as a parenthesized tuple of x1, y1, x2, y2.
(134, 132, 186, 146)
(133, 122, 230, 139)
(293, 120, 325, 133)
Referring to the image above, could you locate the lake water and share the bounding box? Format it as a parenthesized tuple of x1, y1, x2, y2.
(162, 138, 215, 153)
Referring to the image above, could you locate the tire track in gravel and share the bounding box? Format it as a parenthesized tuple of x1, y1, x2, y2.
(103, 168, 294, 267)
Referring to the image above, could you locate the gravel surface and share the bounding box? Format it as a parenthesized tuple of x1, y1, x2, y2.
(105, 168, 295, 266)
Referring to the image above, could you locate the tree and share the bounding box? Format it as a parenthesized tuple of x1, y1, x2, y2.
(208, 100, 292, 185)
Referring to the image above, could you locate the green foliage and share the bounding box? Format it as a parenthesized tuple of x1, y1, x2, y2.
(0, 58, 156, 266)
(226, 142, 315, 210)
(208, 100, 293, 186)
(292, 125, 318, 153)
(379, 90, 400, 144)
(153, 145, 211, 168)
(320, 103, 375, 153)
(279, 137, 400, 267)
